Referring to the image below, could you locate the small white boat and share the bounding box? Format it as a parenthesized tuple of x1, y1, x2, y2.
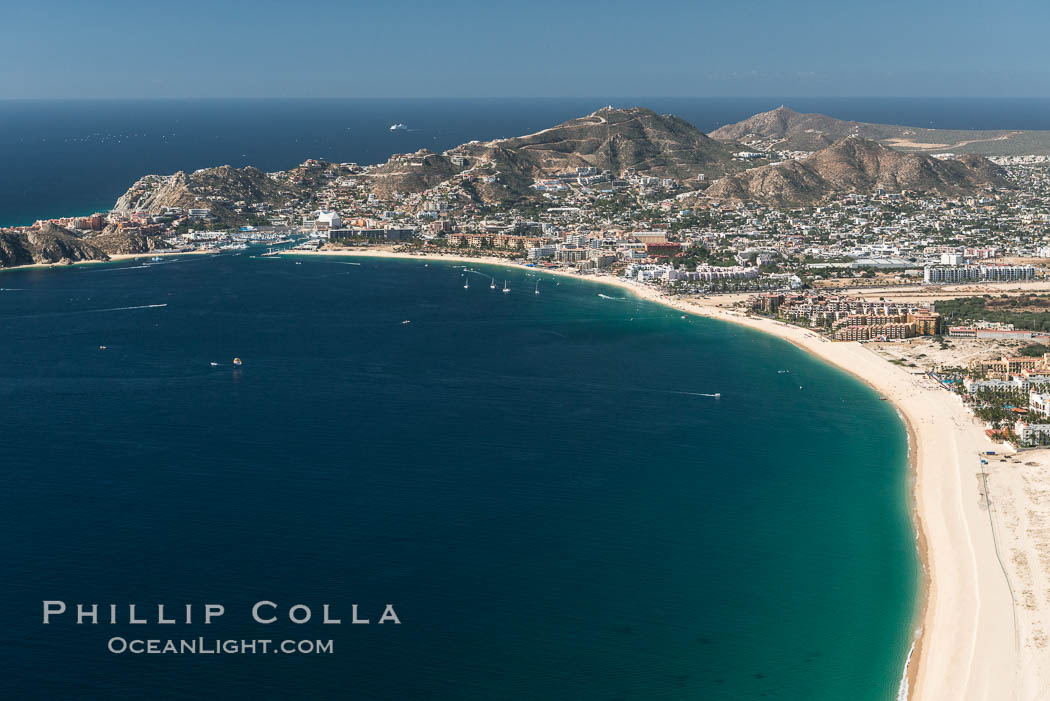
(464, 278, 470, 289)
(502, 280, 510, 293)
(401, 320, 411, 325)
(535, 281, 540, 295)
(210, 362, 219, 367)
(389, 123, 408, 131)
(489, 277, 496, 289)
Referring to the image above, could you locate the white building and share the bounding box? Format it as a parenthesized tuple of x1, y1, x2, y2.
(924, 265, 980, 284)
(924, 264, 1035, 285)
(1030, 392, 1050, 416)
(527, 245, 557, 260)
(980, 264, 1036, 282)
(963, 377, 1026, 394)
(316, 211, 342, 230)
(1014, 421, 1050, 445)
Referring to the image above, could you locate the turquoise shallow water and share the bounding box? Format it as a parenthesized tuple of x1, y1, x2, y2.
(0, 253, 916, 699)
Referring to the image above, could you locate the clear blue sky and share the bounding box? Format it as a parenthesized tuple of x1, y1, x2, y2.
(4, 0, 1049, 98)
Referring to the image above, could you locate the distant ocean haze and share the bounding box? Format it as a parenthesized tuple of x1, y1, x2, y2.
(4, 96, 1050, 226)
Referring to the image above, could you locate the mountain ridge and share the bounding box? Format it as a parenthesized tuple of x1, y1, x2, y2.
(704, 135, 1010, 206)
(710, 105, 1050, 156)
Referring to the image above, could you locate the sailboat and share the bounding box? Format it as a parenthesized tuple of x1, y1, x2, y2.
(502, 280, 510, 293)
(489, 277, 496, 289)
(534, 281, 540, 295)
(464, 277, 470, 289)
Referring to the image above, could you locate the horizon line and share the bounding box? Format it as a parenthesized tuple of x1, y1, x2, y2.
(3, 95, 1050, 101)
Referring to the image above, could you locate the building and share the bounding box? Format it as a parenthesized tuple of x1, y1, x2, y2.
(949, 327, 1050, 342)
(907, 312, 944, 336)
(754, 293, 786, 314)
(527, 245, 557, 260)
(316, 211, 343, 230)
(923, 265, 980, 284)
(834, 323, 915, 341)
(969, 355, 1049, 375)
(981, 264, 1036, 282)
(964, 377, 1025, 394)
(924, 264, 1035, 284)
(1030, 392, 1050, 416)
(331, 227, 415, 242)
(633, 231, 668, 244)
(1014, 421, 1050, 445)
(834, 313, 908, 328)
(447, 233, 544, 250)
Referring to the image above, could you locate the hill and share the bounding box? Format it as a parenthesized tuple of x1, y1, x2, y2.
(113, 165, 302, 223)
(468, 106, 756, 180)
(704, 136, 1009, 206)
(710, 105, 1050, 156)
(0, 223, 109, 268)
(110, 107, 763, 214)
(106, 108, 1013, 218)
(85, 227, 172, 255)
(359, 107, 760, 203)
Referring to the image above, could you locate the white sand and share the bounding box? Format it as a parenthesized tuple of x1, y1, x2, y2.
(0, 248, 215, 274)
(288, 247, 1024, 700)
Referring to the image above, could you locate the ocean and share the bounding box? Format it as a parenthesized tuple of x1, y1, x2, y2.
(0, 253, 916, 699)
(5, 96, 1050, 227)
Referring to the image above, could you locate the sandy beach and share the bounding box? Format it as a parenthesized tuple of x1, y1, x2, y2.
(0, 249, 215, 274)
(289, 247, 1026, 700)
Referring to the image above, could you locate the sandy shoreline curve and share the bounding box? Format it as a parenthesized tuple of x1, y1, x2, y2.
(288, 247, 1021, 700)
(0, 249, 217, 275)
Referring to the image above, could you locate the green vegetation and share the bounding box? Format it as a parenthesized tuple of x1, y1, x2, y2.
(1019, 343, 1050, 357)
(973, 387, 1029, 429)
(677, 244, 736, 269)
(935, 295, 1050, 332)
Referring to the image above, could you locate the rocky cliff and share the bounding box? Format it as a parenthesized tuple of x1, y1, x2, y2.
(0, 223, 109, 268)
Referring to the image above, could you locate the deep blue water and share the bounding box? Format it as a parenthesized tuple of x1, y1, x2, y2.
(4, 96, 1050, 226)
(0, 253, 916, 699)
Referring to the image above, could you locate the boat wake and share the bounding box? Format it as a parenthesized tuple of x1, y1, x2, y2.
(597, 293, 625, 300)
(83, 264, 152, 272)
(86, 303, 168, 313)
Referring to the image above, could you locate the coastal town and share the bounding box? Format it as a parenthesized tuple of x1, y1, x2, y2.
(10, 105, 1050, 699)
(11, 109, 1050, 453)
